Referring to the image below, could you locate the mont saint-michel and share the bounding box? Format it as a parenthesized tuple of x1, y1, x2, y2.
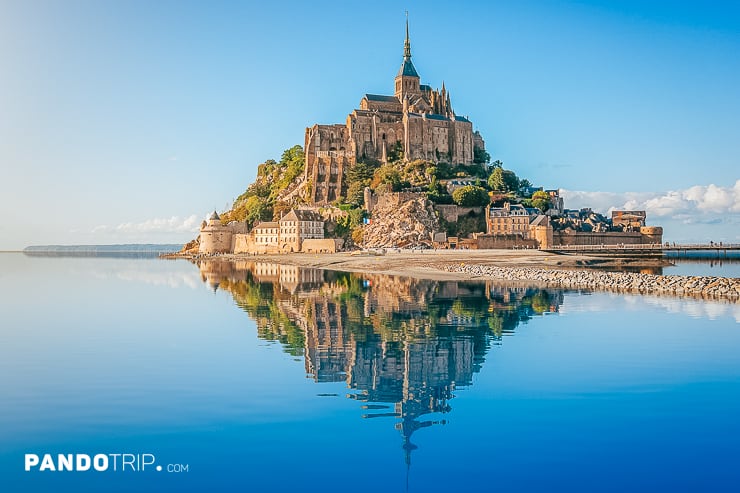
(183, 19, 664, 259)
(5, 5, 740, 493)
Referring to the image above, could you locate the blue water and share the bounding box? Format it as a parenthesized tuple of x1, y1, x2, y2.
(663, 258, 740, 277)
(1, 254, 739, 492)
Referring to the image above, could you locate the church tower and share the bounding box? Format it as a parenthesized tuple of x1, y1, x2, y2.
(394, 15, 420, 101)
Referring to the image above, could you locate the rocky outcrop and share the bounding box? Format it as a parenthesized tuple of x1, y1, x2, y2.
(363, 196, 440, 248)
(439, 264, 740, 301)
(180, 237, 200, 254)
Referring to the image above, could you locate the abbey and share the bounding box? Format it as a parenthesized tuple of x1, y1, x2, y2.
(304, 20, 486, 204)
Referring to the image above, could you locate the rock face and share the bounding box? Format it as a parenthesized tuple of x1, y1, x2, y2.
(180, 237, 200, 254)
(363, 196, 440, 248)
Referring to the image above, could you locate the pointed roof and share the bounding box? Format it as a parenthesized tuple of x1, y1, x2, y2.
(398, 59, 419, 78)
(279, 209, 323, 223)
(397, 14, 419, 78)
(209, 210, 220, 221)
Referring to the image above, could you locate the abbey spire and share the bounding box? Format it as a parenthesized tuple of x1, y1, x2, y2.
(395, 14, 420, 100)
(404, 13, 411, 60)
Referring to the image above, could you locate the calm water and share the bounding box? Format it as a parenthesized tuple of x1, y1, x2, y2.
(664, 257, 740, 277)
(1, 253, 739, 493)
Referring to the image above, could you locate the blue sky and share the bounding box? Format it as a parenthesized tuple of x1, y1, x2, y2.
(0, 0, 738, 248)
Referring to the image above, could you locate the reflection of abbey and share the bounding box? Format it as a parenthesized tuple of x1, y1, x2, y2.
(197, 259, 563, 464)
(304, 19, 485, 204)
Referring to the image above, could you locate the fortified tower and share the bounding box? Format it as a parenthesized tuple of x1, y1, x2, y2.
(199, 211, 233, 254)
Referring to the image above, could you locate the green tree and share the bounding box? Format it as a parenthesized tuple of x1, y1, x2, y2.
(272, 200, 293, 220)
(272, 145, 305, 195)
(435, 162, 454, 179)
(345, 160, 378, 206)
(473, 146, 491, 165)
(452, 185, 490, 206)
(351, 226, 364, 246)
(386, 141, 404, 162)
(243, 196, 268, 225)
(256, 159, 278, 179)
(371, 164, 402, 192)
(531, 190, 551, 212)
(487, 167, 520, 193)
(426, 176, 453, 204)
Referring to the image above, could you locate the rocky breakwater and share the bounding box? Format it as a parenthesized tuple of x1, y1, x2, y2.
(363, 196, 439, 248)
(440, 264, 740, 301)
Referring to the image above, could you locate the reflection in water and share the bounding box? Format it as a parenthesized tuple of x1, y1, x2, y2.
(591, 257, 740, 276)
(197, 259, 563, 472)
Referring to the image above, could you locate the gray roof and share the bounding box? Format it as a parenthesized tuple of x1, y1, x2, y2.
(209, 211, 220, 220)
(364, 94, 399, 103)
(397, 59, 419, 78)
(253, 221, 279, 229)
(280, 209, 323, 223)
(530, 215, 549, 227)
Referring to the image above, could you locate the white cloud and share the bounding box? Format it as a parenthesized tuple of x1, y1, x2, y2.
(561, 180, 740, 221)
(93, 215, 200, 235)
(560, 292, 740, 323)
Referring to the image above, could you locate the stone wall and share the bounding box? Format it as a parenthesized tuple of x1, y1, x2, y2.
(434, 205, 483, 223)
(233, 234, 280, 255)
(475, 234, 538, 250)
(304, 124, 353, 204)
(375, 191, 426, 210)
(552, 230, 662, 246)
(302, 238, 344, 253)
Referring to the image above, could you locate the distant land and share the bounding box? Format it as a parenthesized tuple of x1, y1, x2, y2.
(23, 244, 182, 257)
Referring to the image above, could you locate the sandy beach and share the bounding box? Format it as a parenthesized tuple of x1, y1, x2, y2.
(180, 249, 661, 279)
(168, 249, 739, 301)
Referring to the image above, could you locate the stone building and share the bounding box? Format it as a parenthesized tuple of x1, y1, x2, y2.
(528, 214, 553, 248)
(304, 19, 486, 204)
(487, 203, 530, 237)
(611, 210, 646, 230)
(278, 209, 324, 253)
(231, 209, 326, 255)
(545, 189, 564, 216)
(252, 221, 280, 252)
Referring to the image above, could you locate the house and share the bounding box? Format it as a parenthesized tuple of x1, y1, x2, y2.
(279, 210, 325, 253)
(253, 222, 280, 251)
(487, 202, 529, 237)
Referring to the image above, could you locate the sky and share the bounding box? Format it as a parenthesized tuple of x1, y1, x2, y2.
(0, 0, 738, 249)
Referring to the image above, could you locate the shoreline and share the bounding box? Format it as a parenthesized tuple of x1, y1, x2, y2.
(165, 250, 739, 302)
